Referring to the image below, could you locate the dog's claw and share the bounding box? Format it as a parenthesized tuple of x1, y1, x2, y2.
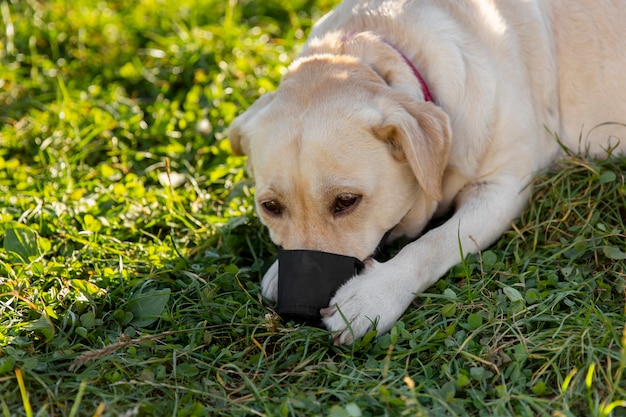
(333, 333, 352, 346)
(320, 305, 336, 317)
(333, 331, 354, 346)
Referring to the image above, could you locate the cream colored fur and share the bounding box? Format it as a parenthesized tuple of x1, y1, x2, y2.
(229, 0, 626, 344)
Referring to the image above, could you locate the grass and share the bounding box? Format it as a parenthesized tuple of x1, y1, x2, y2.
(0, 0, 625, 415)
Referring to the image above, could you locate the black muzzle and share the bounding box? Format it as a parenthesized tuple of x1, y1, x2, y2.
(276, 248, 365, 326)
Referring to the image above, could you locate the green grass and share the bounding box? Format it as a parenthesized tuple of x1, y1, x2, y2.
(1, 0, 625, 416)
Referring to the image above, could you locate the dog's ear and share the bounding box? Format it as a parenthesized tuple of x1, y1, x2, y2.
(375, 97, 451, 201)
(340, 31, 452, 198)
(229, 92, 275, 156)
(340, 32, 426, 101)
(228, 93, 275, 177)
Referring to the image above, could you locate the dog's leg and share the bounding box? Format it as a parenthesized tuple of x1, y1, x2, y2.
(261, 260, 279, 301)
(322, 172, 531, 345)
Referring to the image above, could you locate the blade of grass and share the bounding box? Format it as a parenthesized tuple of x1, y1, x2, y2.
(15, 369, 32, 417)
(68, 381, 88, 417)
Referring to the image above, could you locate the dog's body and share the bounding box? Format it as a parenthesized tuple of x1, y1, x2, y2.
(229, 0, 626, 344)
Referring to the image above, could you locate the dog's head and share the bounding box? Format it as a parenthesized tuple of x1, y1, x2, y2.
(229, 32, 451, 261)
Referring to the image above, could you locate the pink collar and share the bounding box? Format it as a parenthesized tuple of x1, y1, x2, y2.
(341, 32, 433, 102)
(383, 41, 433, 103)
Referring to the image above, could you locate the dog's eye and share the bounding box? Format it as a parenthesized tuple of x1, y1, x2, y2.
(261, 200, 284, 216)
(333, 194, 361, 214)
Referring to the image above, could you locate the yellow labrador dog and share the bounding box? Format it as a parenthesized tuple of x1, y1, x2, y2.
(229, 0, 626, 344)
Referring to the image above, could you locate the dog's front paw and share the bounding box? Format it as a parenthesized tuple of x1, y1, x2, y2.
(260, 260, 279, 301)
(321, 260, 416, 345)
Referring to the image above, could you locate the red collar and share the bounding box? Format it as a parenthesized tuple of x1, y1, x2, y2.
(383, 41, 433, 102)
(341, 32, 433, 102)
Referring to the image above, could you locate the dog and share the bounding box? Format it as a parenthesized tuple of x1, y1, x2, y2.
(229, 0, 626, 345)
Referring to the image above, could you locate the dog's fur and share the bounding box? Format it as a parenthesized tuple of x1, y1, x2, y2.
(229, 0, 626, 344)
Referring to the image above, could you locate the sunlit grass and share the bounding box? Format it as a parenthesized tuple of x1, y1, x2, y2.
(0, 0, 625, 416)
